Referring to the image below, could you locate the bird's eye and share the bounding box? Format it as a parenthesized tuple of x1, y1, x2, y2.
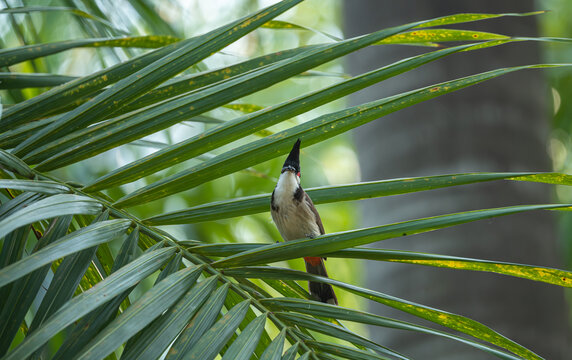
(297, 172, 301, 177)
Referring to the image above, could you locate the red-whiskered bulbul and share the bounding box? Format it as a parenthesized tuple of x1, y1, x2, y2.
(270, 139, 338, 305)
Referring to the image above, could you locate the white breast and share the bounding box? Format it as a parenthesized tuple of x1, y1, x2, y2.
(271, 172, 320, 241)
(273, 171, 298, 207)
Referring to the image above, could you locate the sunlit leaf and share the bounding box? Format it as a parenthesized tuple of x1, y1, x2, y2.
(378, 29, 508, 46)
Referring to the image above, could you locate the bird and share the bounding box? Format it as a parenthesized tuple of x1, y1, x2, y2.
(270, 138, 338, 305)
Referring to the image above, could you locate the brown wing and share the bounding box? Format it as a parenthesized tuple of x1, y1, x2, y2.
(304, 192, 325, 235)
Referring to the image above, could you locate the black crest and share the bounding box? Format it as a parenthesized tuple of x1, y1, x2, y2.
(282, 138, 301, 173)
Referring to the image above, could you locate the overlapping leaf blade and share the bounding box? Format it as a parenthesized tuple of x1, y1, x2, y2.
(12, 0, 302, 156)
(1, 39, 182, 129)
(0, 148, 34, 177)
(0, 73, 76, 89)
(82, 42, 480, 192)
(0, 179, 70, 194)
(276, 313, 407, 360)
(114, 64, 566, 208)
(1, 45, 311, 124)
(0, 216, 72, 357)
(153, 252, 183, 285)
(191, 243, 572, 287)
(144, 172, 572, 225)
(0, 227, 34, 356)
(264, 298, 521, 359)
(281, 343, 299, 360)
(113, 45, 316, 117)
(27, 212, 110, 334)
(0, 117, 56, 149)
(0, 219, 130, 288)
(259, 329, 287, 360)
(51, 227, 140, 360)
(222, 287, 273, 358)
(75, 265, 203, 360)
(120, 275, 218, 360)
(4, 247, 176, 360)
(211, 204, 571, 268)
(0, 194, 102, 240)
(0, 4, 568, 360)
(225, 267, 542, 360)
(305, 341, 390, 360)
(0, 35, 179, 68)
(29, 15, 439, 170)
(0, 193, 44, 220)
(220, 314, 266, 360)
(165, 283, 230, 360)
(181, 299, 251, 360)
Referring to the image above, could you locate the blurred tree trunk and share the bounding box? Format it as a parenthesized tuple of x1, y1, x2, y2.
(344, 1, 571, 359)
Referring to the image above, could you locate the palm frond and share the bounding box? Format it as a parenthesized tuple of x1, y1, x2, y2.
(1, 1, 571, 359)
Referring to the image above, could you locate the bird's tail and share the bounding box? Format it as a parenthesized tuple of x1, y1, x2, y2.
(304, 257, 338, 305)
